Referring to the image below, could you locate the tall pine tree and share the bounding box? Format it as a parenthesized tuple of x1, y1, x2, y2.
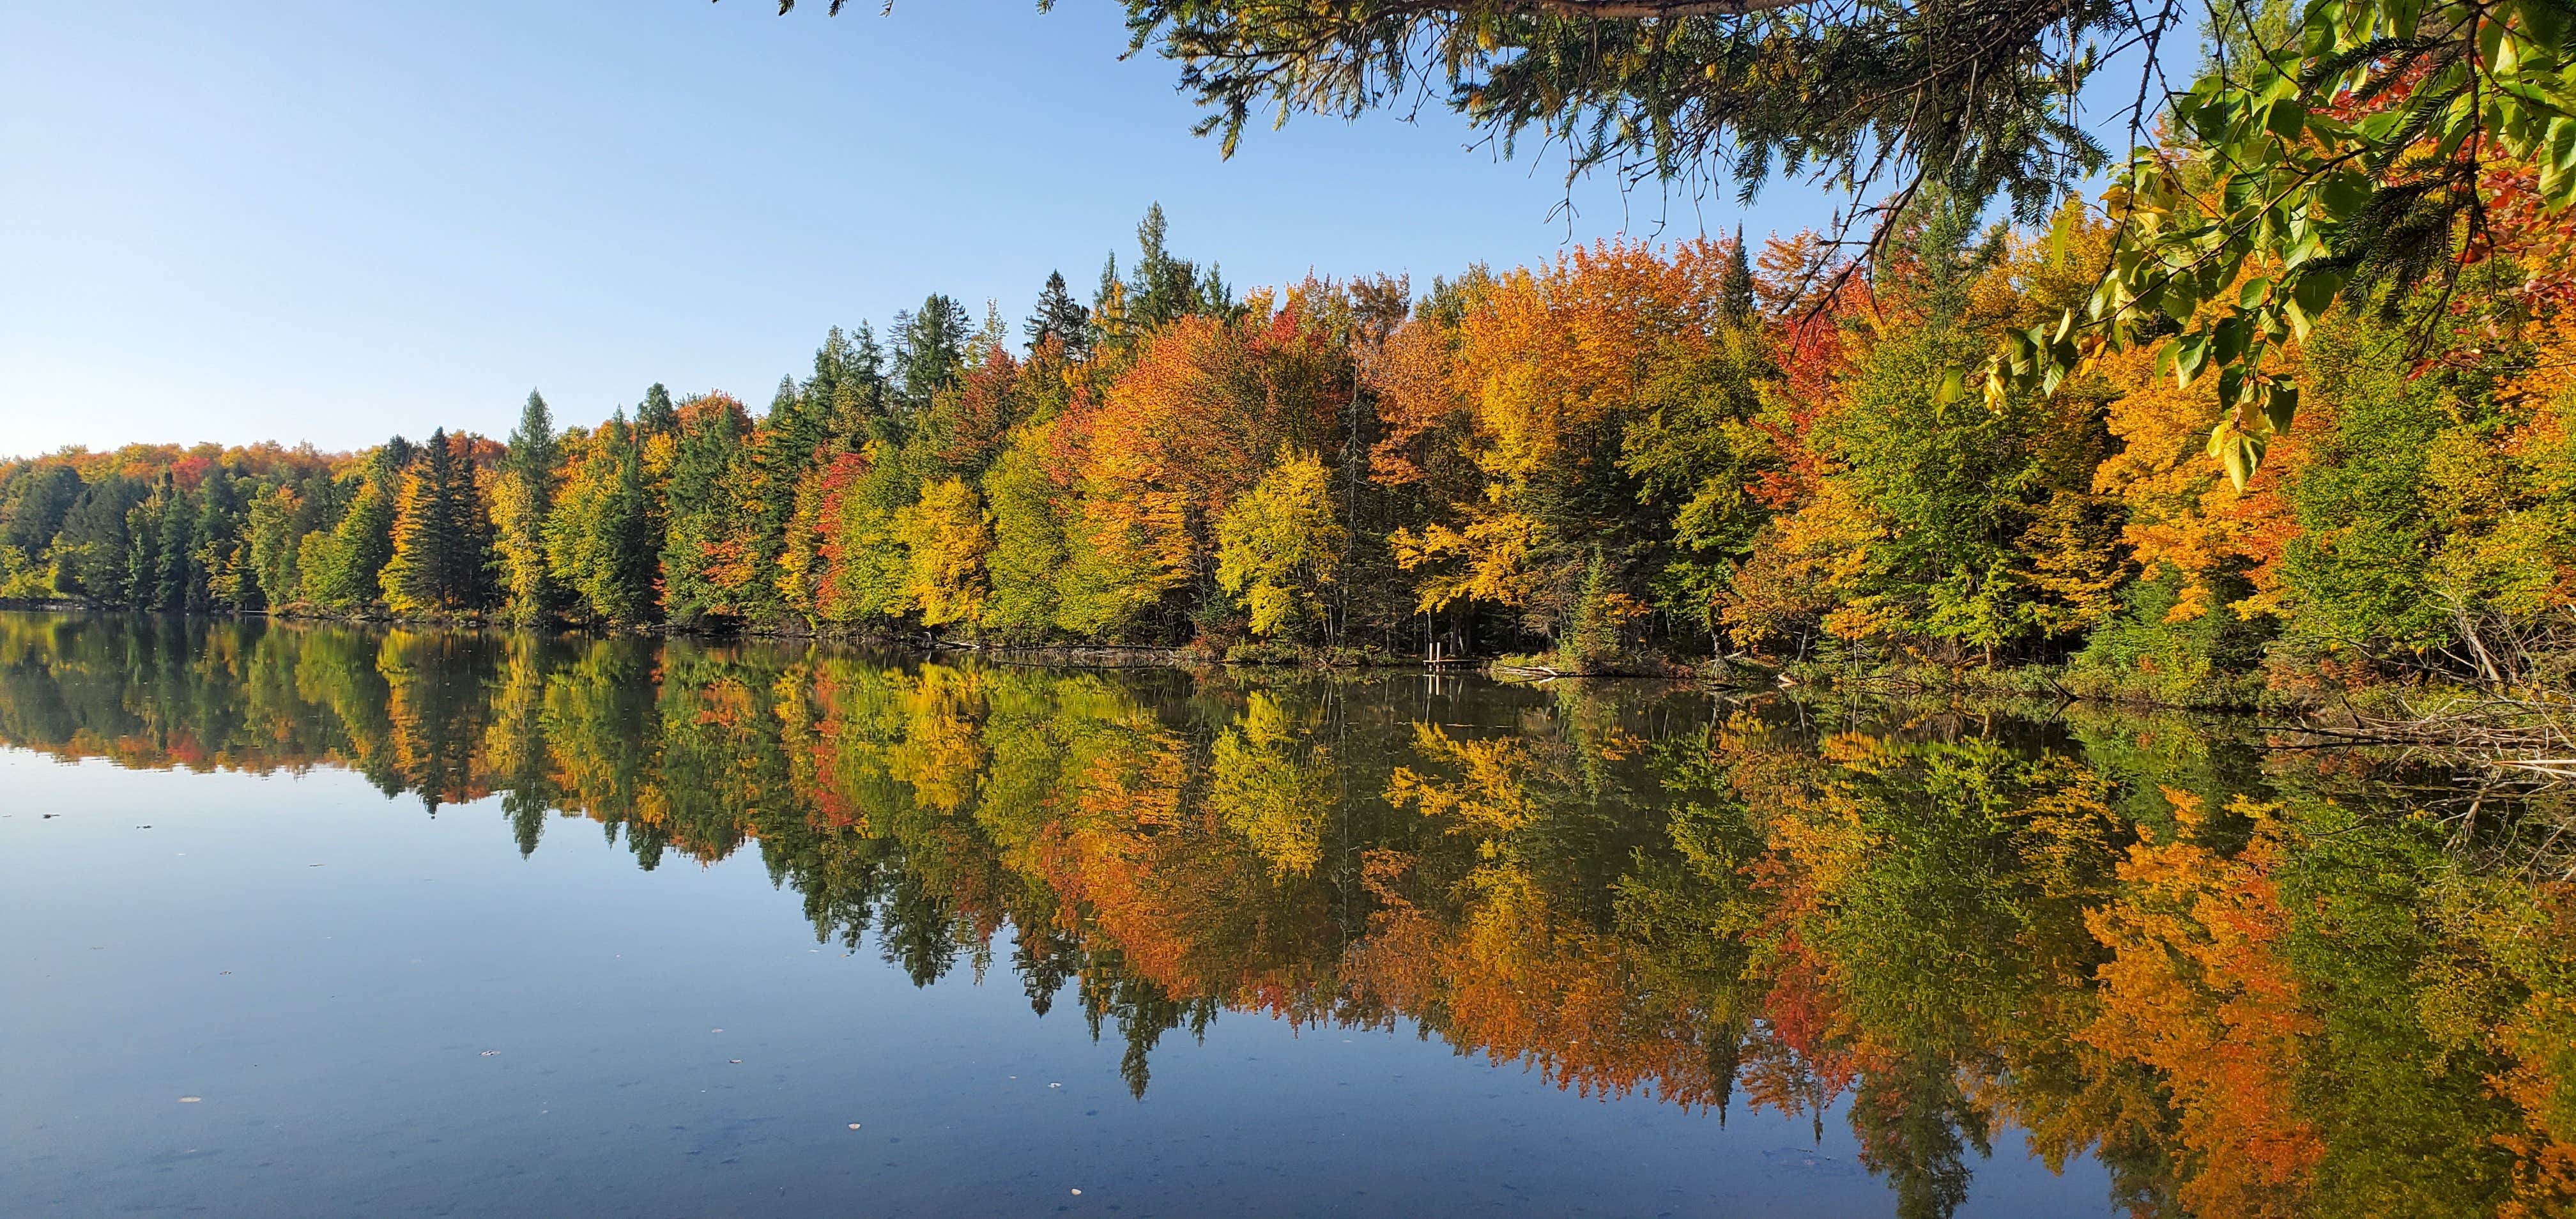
(1721, 224, 1756, 325)
(635, 383, 678, 439)
(496, 390, 562, 623)
(1025, 270, 1090, 360)
(1126, 203, 1199, 330)
(890, 295, 970, 424)
(659, 394, 745, 621)
(383, 429, 491, 614)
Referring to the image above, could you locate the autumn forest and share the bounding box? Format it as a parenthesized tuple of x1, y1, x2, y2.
(3, 194, 2568, 707)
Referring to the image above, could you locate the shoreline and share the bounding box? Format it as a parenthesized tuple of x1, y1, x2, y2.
(0, 599, 2340, 711)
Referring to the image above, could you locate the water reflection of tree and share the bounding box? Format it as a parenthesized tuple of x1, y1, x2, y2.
(6, 611, 2574, 1218)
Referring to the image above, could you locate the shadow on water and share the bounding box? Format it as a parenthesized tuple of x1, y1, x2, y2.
(4, 611, 2574, 1218)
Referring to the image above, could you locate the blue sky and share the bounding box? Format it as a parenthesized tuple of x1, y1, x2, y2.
(4, 2, 1860, 457)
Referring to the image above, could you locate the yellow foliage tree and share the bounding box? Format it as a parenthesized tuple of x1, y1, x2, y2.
(891, 477, 992, 629)
(1214, 447, 1344, 637)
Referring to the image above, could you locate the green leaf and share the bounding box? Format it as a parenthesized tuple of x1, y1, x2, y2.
(2317, 167, 2372, 221)
(2263, 383, 2299, 434)
(2522, 0, 2570, 56)
(2174, 333, 2211, 388)
(2266, 98, 2308, 142)
(2212, 315, 2248, 367)
(2543, 118, 2576, 206)
(2291, 270, 2345, 322)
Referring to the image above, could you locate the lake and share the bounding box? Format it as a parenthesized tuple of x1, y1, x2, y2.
(3, 612, 2569, 1218)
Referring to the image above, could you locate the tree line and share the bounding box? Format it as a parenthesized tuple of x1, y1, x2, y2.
(2, 199, 2571, 700)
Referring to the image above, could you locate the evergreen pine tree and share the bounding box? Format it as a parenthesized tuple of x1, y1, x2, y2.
(841, 322, 893, 444)
(973, 299, 1009, 360)
(500, 390, 562, 622)
(157, 482, 197, 612)
(383, 429, 490, 613)
(891, 295, 970, 422)
(806, 328, 850, 445)
(767, 373, 822, 465)
(441, 431, 494, 610)
(635, 383, 678, 439)
(1195, 263, 1234, 320)
(1091, 254, 1132, 358)
(1721, 224, 1756, 324)
(383, 437, 442, 612)
(608, 413, 659, 623)
(123, 478, 168, 610)
(723, 376, 816, 620)
(5, 465, 82, 560)
(661, 397, 742, 620)
(1025, 270, 1091, 360)
(50, 476, 136, 604)
(1135, 204, 1173, 315)
(194, 470, 246, 611)
(507, 392, 559, 487)
(1126, 203, 1199, 330)
(424, 431, 463, 605)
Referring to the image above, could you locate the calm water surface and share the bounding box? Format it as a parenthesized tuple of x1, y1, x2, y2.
(3, 613, 2570, 1218)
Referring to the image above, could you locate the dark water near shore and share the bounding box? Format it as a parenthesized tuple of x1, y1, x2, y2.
(3, 613, 2572, 1218)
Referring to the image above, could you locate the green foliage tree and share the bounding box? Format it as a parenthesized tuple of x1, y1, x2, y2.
(979, 438, 1071, 638)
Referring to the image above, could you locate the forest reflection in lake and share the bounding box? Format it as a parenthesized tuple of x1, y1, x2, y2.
(4, 612, 2573, 1219)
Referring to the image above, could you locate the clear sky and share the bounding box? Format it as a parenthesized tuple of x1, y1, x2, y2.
(0, 1, 1847, 459)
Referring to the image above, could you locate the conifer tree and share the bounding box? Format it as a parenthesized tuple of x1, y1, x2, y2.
(5, 466, 81, 560)
(797, 323, 896, 448)
(52, 475, 139, 604)
(142, 476, 198, 611)
(891, 295, 970, 423)
(496, 390, 562, 623)
(123, 477, 174, 610)
(444, 431, 494, 608)
(715, 376, 815, 621)
(1126, 203, 1199, 330)
(1025, 270, 1090, 360)
(805, 328, 855, 447)
(382, 438, 444, 613)
(608, 417, 658, 622)
(194, 470, 247, 611)
(383, 429, 491, 614)
(1194, 264, 1236, 321)
(635, 383, 678, 440)
(1090, 255, 1133, 360)
(660, 394, 744, 620)
(545, 411, 660, 626)
(1721, 226, 1756, 325)
(303, 451, 399, 611)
